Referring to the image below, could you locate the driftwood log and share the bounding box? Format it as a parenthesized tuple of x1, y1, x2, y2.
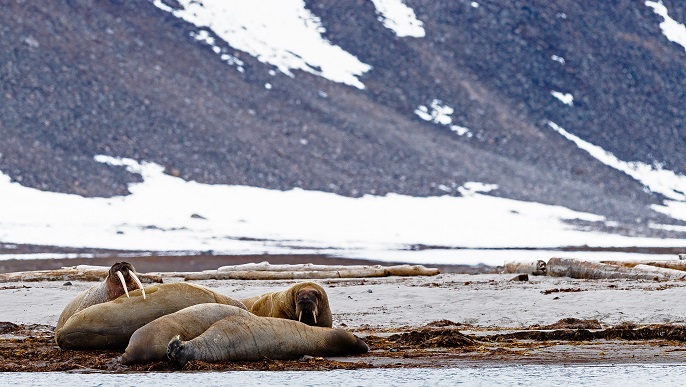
(0, 263, 439, 282)
(601, 260, 686, 272)
(503, 260, 547, 276)
(184, 263, 440, 281)
(547, 258, 684, 281)
(0, 266, 163, 283)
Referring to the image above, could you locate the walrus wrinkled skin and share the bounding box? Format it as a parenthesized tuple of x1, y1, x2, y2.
(166, 313, 368, 368)
(56, 262, 146, 333)
(244, 281, 332, 328)
(56, 282, 246, 350)
(121, 303, 253, 365)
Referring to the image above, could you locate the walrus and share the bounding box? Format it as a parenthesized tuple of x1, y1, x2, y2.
(166, 313, 368, 368)
(121, 303, 254, 364)
(56, 282, 246, 350)
(56, 261, 146, 332)
(244, 281, 332, 328)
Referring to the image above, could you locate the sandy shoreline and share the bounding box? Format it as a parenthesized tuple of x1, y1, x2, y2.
(3, 259, 686, 371)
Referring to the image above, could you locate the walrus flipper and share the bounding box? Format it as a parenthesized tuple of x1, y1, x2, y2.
(167, 336, 190, 369)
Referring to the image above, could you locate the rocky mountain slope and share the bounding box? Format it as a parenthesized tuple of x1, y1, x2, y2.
(2, 0, 686, 238)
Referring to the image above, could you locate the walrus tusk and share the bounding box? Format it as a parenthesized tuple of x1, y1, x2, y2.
(129, 271, 146, 299)
(298, 311, 302, 322)
(116, 271, 130, 298)
(313, 310, 317, 324)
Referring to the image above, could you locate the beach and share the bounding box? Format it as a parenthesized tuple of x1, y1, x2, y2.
(2, 255, 686, 372)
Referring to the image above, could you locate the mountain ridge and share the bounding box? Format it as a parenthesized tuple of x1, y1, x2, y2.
(2, 0, 686, 239)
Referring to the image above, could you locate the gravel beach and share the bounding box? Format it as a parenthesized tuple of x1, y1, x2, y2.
(2, 256, 686, 371)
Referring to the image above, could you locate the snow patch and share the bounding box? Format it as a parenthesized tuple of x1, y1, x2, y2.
(551, 54, 566, 64)
(415, 99, 473, 138)
(370, 0, 425, 38)
(548, 121, 686, 221)
(3, 155, 682, 259)
(646, 1, 686, 51)
(458, 182, 498, 196)
(551, 91, 574, 106)
(191, 30, 245, 72)
(152, 0, 372, 89)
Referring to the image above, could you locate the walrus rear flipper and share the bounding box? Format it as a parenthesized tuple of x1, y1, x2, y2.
(167, 336, 190, 369)
(329, 330, 369, 356)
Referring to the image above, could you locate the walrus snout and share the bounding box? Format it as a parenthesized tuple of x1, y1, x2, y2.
(295, 289, 320, 324)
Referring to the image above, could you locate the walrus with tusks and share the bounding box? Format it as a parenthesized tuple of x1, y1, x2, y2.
(56, 282, 246, 350)
(165, 312, 368, 368)
(243, 281, 332, 328)
(56, 261, 146, 333)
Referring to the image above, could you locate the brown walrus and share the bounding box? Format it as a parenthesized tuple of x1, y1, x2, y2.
(166, 312, 368, 368)
(243, 281, 332, 328)
(121, 303, 254, 364)
(56, 261, 146, 332)
(56, 282, 246, 350)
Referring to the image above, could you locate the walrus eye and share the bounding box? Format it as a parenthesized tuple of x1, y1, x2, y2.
(115, 271, 130, 298)
(129, 271, 146, 299)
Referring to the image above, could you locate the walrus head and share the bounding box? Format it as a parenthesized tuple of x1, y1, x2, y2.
(107, 261, 146, 300)
(294, 287, 320, 325)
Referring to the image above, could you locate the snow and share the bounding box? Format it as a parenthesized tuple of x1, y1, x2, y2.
(415, 99, 473, 138)
(1, 155, 685, 267)
(191, 30, 245, 72)
(551, 91, 574, 106)
(370, 0, 425, 38)
(551, 55, 566, 64)
(151, 0, 372, 89)
(547, 121, 686, 221)
(646, 1, 686, 51)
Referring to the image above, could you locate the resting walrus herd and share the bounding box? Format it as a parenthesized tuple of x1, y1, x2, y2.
(54, 262, 369, 369)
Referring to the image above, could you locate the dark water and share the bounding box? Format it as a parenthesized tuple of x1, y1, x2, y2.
(4, 364, 686, 386)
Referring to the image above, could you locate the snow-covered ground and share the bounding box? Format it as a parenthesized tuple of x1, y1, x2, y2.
(2, 2, 686, 267)
(1, 154, 686, 267)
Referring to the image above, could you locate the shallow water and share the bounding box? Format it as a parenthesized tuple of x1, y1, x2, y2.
(5, 364, 686, 387)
